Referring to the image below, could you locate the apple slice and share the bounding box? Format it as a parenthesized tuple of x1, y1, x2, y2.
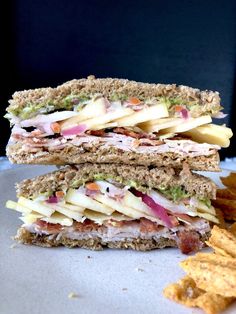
(139, 118, 183, 133)
(161, 115, 212, 133)
(41, 213, 73, 226)
(158, 133, 175, 140)
(93, 194, 142, 219)
(20, 213, 43, 225)
(6, 200, 32, 214)
(43, 203, 83, 221)
(60, 97, 107, 130)
(115, 103, 169, 127)
(59, 202, 84, 213)
(78, 108, 134, 130)
(195, 212, 219, 223)
(183, 124, 233, 147)
(123, 191, 165, 223)
(90, 122, 118, 130)
(66, 189, 114, 215)
(18, 197, 55, 217)
(83, 209, 133, 224)
(123, 191, 152, 215)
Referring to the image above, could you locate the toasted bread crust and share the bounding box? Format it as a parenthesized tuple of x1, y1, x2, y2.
(15, 227, 210, 251)
(7, 142, 220, 172)
(7, 75, 220, 115)
(16, 163, 216, 199)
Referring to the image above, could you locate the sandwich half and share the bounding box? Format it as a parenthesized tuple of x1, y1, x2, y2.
(5, 76, 232, 170)
(6, 163, 219, 253)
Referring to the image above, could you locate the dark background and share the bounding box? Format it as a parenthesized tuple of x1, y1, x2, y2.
(1, 0, 236, 158)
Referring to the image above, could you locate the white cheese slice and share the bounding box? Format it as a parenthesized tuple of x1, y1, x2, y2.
(161, 115, 212, 133)
(66, 189, 114, 215)
(183, 124, 233, 148)
(18, 197, 55, 217)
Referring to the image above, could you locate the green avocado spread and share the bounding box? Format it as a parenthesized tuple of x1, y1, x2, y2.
(7, 93, 221, 120)
(69, 174, 208, 204)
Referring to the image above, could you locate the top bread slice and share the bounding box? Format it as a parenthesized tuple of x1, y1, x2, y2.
(7, 75, 221, 119)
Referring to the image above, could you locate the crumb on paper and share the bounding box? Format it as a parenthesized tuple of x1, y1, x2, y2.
(68, 292, 79, 299)
(135, 267, 144, 272)
(122, 288, 128, 291)
(10, 243, 17, 249)
(87, 255, 92, 259)
(148, 259, 152, 263)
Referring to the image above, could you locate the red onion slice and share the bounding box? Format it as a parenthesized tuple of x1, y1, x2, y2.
(133, 190, 173, 228)
(46, 196, 59, 203)
(61, 124, 87, 136)
(180, 108, 189, 119)
(85, 188, 99, 197)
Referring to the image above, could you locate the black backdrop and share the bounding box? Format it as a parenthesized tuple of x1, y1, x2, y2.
(1, 0, 236, 158)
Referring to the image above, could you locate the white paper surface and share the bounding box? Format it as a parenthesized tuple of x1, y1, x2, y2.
(0, 165, 235, 314)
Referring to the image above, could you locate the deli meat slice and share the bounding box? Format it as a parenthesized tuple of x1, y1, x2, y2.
(24, 218, 210, 253)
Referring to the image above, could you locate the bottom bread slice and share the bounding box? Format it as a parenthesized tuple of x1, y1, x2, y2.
(15, 224, 210, 253)
(7, 142, 220, 171)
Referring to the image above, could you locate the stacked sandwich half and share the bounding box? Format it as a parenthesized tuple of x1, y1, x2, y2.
(5, 76, 233, 253)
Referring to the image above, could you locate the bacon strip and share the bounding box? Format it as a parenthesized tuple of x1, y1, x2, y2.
(177, 230, 203, 254)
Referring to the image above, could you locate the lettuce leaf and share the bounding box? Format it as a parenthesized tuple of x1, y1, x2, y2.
(158, 186, 190, 202)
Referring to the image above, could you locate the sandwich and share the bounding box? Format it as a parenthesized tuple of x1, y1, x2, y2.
(6, 163, 218, 253)
(5, 76, 232, 170)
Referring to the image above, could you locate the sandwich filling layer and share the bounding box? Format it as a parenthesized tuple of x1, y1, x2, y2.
(7, 168, 218, 253)
(6, 91, 232, 169)
(16, 219, 210, 253)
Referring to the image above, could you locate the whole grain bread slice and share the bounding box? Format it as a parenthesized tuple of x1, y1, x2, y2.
(7, 75, 221, 117)
(17, 163, 216, 200)
(7, 142, 220, 172)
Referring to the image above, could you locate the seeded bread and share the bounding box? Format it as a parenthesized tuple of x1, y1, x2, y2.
(7, 142, 220, 172)
(15, 227, 209, 251)
(17, 163, 216, 199)
(7, 75, 221, 117)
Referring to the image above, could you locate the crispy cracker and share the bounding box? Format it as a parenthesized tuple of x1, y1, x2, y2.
(205, 242, 232, 257)
(163, 276, 234, 314)
(206, 225, 236, 258)
(212, 198, 236, 221)
(229, 223, 236, 236)
(164, 226, 236, 313)
(221, 173, 236, 189)
(180, 253, 236, 297)
(217, 188, 236, 200)
(214, 208, 226, 229)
